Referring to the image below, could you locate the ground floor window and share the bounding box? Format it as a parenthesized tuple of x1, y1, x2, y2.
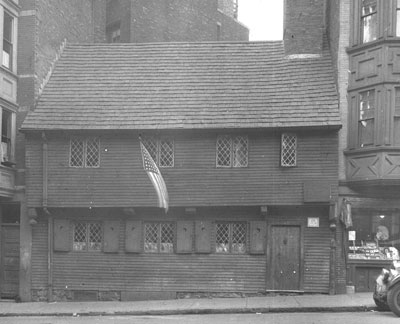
(215, 222, 247, 253)
(144, 222, 174, 253)
(73, 222, 102, 251)
(348, 209, 400, 260)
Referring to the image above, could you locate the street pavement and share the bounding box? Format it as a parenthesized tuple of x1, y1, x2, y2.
(0, 292, 378, 317)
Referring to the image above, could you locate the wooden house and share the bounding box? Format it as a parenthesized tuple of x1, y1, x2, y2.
(21, 40, 341, 301)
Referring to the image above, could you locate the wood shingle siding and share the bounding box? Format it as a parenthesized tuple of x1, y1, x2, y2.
(25, 131, 338, 208)
(21, 41, 340, 132)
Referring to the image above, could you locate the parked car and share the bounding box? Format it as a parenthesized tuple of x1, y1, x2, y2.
(373, 260, 400, 315)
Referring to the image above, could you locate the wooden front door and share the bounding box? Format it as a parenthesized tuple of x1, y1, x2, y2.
(270, 225, 301, 291)
(0, 224, 19, 298)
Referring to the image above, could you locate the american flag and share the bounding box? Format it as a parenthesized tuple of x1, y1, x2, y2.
(140, 140, 169, 212)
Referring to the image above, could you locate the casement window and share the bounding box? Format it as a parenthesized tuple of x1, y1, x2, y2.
(394, 88, 400, 146)
(69, 138, 100, 168)
(397, 0, 400, 37)
(142, 137, 174, 167)
(144, 222, 174, 253)
(361, 0, 377, 43)
(2, 11, 13, 69)
(0, 108, 15, 165)
(215, 222, 247, 254)
(358, 90, 375, 147)
(281, 133, 297, 167)
(216, 135, 248, 168)
(73, 222, 102, 252)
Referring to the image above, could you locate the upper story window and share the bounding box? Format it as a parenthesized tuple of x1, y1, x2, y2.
(216, 135, 248, 168)
(215, 222, 246, 254)
(2, 11, 13, 70)
(358, 90, 375, 147)
(73, 222, 102, 252)
(144, 222, 174, 253)
(361, 0, 377, 43)
(142, 137, 174, 168)
(70, 137, 100, 168)
(397, 0, 400, 36)
(281, 133, 297, 167)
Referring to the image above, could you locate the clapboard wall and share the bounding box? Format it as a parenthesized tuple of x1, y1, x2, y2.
(25, 129, 339, 208)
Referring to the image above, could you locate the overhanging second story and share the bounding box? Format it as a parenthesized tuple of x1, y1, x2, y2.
(345, 0, 400, 187)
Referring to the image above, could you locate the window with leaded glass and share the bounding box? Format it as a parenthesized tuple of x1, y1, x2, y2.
(361, 0, 377, 43)
(358, 90, 375, 147)
(215, 222, 246, 254)
(70, 138, 100, 168)
(73, 222, 102, 252)
(281, 133, 297, 167)
(144, 222, 174, 253)
(142, 137, 174, 168)
(216, 135, 248, 168)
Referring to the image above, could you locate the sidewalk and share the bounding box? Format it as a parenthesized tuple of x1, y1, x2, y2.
(0, 293, 377, 317)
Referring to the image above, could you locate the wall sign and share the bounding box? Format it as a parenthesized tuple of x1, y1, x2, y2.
(307, 217, 320, 228)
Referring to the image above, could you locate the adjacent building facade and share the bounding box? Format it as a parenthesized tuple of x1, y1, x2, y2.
(327, 0, 400, 293)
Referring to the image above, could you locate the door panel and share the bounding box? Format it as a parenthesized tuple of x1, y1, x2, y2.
(1, 225, 19, 298)
(271, 225, 301, 290)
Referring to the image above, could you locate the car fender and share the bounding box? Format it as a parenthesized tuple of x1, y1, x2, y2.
(388, 274, 400, 290)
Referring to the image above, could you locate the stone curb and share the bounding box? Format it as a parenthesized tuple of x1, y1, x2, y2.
(0, 306, 378, 317)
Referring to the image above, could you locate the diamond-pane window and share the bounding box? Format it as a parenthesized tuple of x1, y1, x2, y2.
(70, 139, 84, 167)
(281, 133, 297, 167)
(216, 222, 246, 254)
(144, 222, 174, 253)
(73, 222, 102, 252)
(86, 138, 100, 167)
(143, 137, 174, 168)
(217, 135, 248, 168)
(70, 138, 100, 168)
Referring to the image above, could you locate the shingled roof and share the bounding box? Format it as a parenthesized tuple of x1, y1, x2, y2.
(21, 41, 341, 131)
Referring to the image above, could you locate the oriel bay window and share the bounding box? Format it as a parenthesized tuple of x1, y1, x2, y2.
(358, 90, 375, 147)
(361, 0, 377, 43)
(0, 108, 15, 165)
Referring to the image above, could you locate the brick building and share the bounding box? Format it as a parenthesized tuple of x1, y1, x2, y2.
(0, 0, 248, 301)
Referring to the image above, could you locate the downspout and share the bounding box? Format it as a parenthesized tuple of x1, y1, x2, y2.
(42, 131, 53, 301)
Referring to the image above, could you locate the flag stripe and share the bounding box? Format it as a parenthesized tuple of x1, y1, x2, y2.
(140, 141, 169, 212)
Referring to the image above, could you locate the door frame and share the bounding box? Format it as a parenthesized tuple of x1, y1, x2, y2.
(266, 220, 305, 291)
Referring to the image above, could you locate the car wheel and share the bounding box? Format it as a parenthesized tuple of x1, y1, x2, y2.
(388, 283, 400, 316)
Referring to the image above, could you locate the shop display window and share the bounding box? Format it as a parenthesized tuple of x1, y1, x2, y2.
(348, 209, 400, 260)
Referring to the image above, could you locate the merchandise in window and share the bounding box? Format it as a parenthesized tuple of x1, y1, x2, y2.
(2, 11, 13, 69)
(348, 209, 400, 261)
(215, 222, 246, 253)
(69, 138, 100, 168)
(358, 90, 375, 147)
(142, 137, 174, 168)
(144, 222, 174, 253)
(73, 222, 102, 252)
(361, 0, 377, 43)
(216, 135, 248, 168)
